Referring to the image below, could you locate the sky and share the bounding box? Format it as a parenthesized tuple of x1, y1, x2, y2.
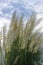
(0, 0, 43, 32)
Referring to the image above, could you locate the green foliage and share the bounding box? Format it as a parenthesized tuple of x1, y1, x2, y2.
(5, 12, 42, 65)
(6, 48, 40, 65)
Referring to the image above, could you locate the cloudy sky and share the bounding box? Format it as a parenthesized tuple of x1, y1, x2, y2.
(0, 0, 43, 32)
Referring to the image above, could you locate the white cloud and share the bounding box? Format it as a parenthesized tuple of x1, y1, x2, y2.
(12, 0, 19, 3)
(0, 17, 11, 34)
(33, 3, 43, 12)
(0, 11, 3, 14)
(1, 0, 19, 3)
(20, 0, 43, 13)
(21, 0, 36, 5)
(0, 17, 10, 27)
(0, 3, 9, 10)
(36, 13, 43, 20)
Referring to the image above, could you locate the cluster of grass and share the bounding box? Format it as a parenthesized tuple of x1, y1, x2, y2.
(5, 12, 42, 65)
